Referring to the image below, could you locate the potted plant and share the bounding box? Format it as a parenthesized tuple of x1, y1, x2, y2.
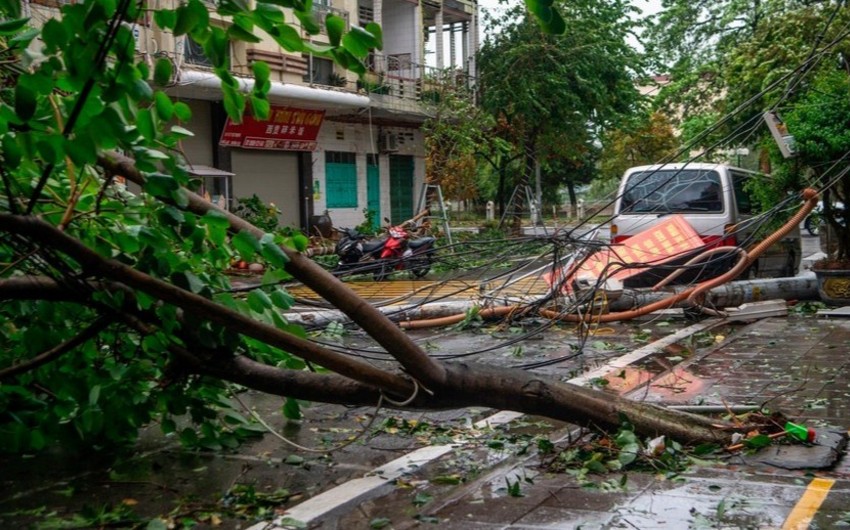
(781, 69, 850, 303)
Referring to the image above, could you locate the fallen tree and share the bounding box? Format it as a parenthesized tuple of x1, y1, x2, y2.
(0, 0, 757, 454)
(1, 151, 748, 450)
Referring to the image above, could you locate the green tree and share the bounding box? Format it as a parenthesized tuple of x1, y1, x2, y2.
(595, 111, 679, 198)
(422, 73, 496, 203)
(477, 0, 644, 216)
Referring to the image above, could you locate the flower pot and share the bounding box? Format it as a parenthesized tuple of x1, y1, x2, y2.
(814, 267, 850, 305)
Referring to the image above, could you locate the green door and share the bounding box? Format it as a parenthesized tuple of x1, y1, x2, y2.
(389, 155, 414, 223)
(366, 154, 380, 230)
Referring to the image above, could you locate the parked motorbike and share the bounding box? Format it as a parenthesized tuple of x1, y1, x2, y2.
(804, 200, 845, 236)
(332, 220, 436, 281)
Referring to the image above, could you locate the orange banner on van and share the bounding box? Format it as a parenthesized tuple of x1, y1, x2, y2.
(547, 215, 702, 288)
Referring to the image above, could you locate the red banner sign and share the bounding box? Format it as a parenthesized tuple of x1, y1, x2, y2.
(219, 106, 325, 151)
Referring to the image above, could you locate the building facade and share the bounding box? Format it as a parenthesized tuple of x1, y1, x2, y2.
(26, 0, 478, 232)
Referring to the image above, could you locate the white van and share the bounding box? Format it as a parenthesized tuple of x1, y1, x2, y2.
(609, 163, 801, 285)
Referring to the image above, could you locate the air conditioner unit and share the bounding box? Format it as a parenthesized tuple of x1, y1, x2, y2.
(381, 132, 398, 152)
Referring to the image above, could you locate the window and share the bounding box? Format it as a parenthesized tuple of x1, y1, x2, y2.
(732, 173, 755, 214)
(622, 169, 724, 213)
(185, 37, 214, 67)
(325, 152, 358, 208)
(303, 56, 335, 85)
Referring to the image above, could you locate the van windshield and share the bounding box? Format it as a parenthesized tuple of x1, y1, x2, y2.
(620, 169, 723, 214)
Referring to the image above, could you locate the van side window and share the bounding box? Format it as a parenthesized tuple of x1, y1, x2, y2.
(732, 173, 754, 214)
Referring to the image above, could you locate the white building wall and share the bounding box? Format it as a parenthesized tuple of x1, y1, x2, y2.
(312, 122, 424, 229)
(179, 99, 215, 167)
(382, 0, 417, 56)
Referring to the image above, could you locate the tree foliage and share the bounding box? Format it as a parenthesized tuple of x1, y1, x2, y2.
(422, 76, 496, 202)
(477, 0, 644, 201)
(595, 111, 678, 197)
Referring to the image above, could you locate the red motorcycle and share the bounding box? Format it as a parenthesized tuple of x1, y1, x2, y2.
(332, 219, 437, 281)
(373, 220, 437, 281)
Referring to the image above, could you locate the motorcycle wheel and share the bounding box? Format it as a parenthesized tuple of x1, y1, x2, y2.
(409, 256, 432, 278)
(805, 215, 820, 236)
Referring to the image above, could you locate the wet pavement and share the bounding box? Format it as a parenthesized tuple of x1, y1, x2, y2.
(3, 234, 850, 530)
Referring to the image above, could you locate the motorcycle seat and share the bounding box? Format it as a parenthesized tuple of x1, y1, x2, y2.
(408, 236, 436, 249)
(362, 238, 387, 253)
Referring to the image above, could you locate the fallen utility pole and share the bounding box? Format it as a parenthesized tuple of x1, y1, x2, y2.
(609, 272, 818, 312)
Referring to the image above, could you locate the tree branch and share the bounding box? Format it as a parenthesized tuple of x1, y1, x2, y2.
(0, 315, 113, 379)
(0, 213, 414, 398)
(98, 151, 448, 389)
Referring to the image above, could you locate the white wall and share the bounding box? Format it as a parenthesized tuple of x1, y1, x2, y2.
(382, 0, 417, 56)
(178, 99, 215, 167)
(231, 150, 301, 228)
(312, 122, 424, 229)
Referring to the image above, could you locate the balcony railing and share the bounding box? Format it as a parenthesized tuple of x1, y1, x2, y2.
(359, 53, 476, 104)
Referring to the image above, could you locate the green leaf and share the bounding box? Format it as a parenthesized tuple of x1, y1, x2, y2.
(325, 14, 345, 46)
(618, 443, 640, 466)
(204, 27, 229, 69)
(154, 91, 174, 121)
(285, 454, 305, 465)
(232, 230, 261, 261)
(221, 80, 245, 122)
(364, 22, 382, 50)
(0, 16, 28, 35)
(89, 385, 101, 406)
(252, 60, 271, 84)
(2, 135, 21, 167)
(41, 19, 68, 49)
(283, 397, 301, 420)
(250, 96, 270, 120)
(174, 1, 204, 36)
(260, 234, 289, 267)
(270, 23, 303, 52)
(270, 288, 294, 309)
(144, 173, 179, 197)
(342, 31, 370, 58)
(294, 9, 321, 34)
(153, 58, 173, 86)
(227, 23, 261, 43)
(136, 108, 157, 140)
(65, 134, 97, 166)
(153, 9, 176, 29)
(173, 271, 207, 294)
(146, 519, 169, 530)
(14, 82, 36, 121)
(0, 0, 21, 18)
(743, 434, 773, 449)
(174, 101, 193, 121)
(247, 290, 273, 312)
(524, 0, 565, 34)
(290, 233, 309, 252)
(36, 137, 62, 164)
(369, 518, 391, 529)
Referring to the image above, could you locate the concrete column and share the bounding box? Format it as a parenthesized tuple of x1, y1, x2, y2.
(416, 2, 425, 73)
(373, 0, 383, 73)
(461, 21, 469, 72)
(449, 22, 457, 68)
(435, 9, 444, 70)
